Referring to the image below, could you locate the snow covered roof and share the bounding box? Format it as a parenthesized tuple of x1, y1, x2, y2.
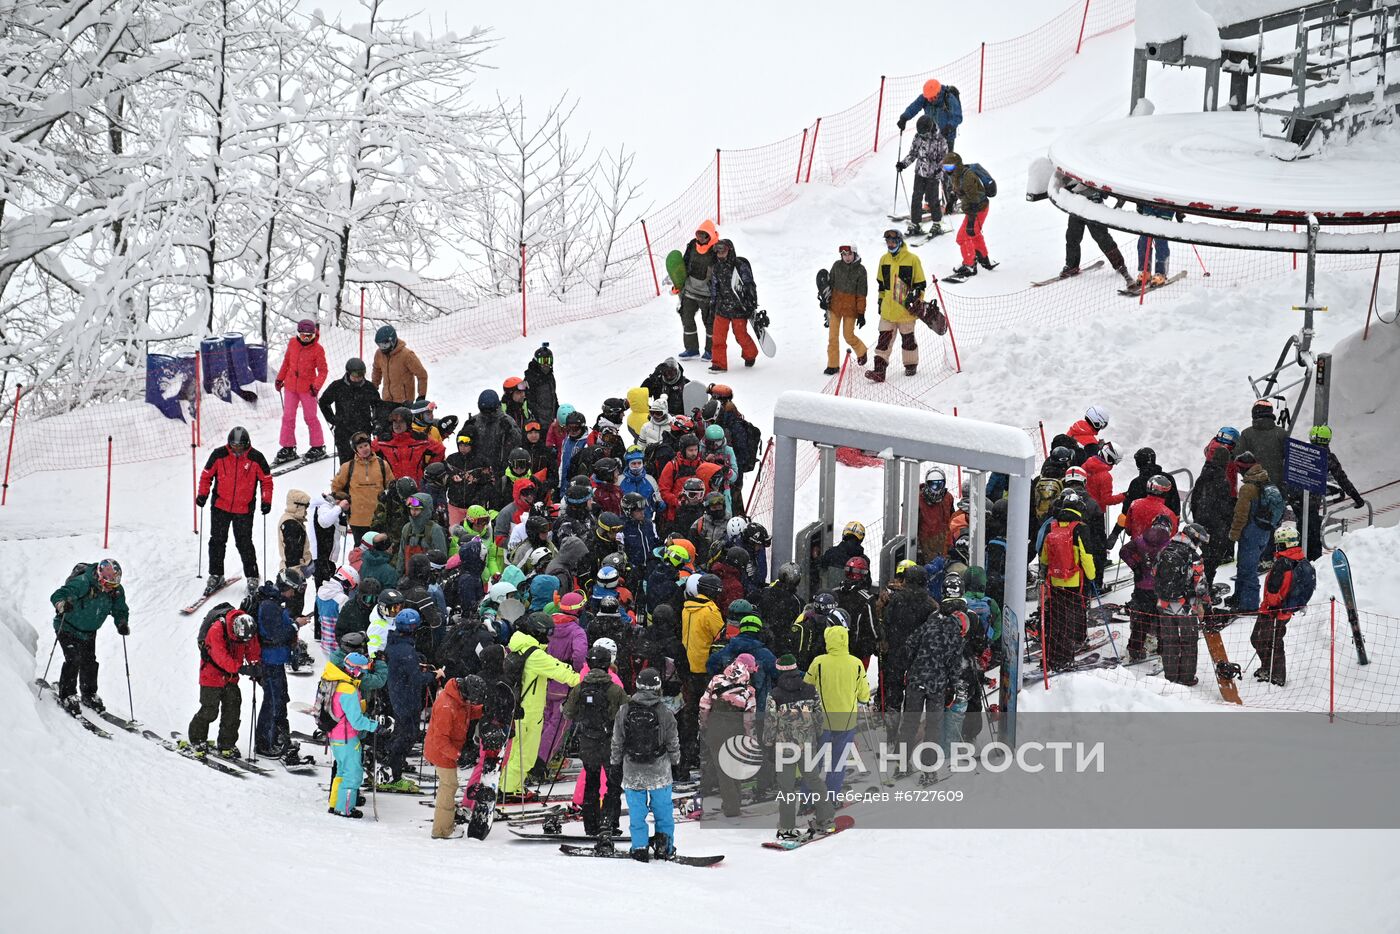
(771, 391, 1037, 476)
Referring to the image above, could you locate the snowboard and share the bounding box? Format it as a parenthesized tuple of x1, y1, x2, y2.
(1118, 270, 1187, 297)
(761, 814, 855, 850)
(909, 298, 948, 335)
(34, 679, 112, 739)
(752, 309, 777, 357)
(1031, 259, 1104, 287)
(680, 379, 709, 417)
(464, 685, 515, 840)
(1200, 628, 1243, 704)
(180, 577, 243, 615)
(270, 450, 330, 478)
(1331, 549, 1369, 665)
(816, 269, 831, 312)
(664, 249, 686, 294)
(510, 827, 612, 843)
(558, 843, 724, 867)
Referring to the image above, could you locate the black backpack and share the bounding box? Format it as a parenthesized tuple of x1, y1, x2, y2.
(197, 602, 236, 667)
(501, 645, 538, 719)
(575, 680, 615, 741)
(1154, 542, 1195, 602)
(622, 702, 664, 762)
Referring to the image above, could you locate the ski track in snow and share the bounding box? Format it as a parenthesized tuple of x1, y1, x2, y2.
(4, 22, 1400, 934)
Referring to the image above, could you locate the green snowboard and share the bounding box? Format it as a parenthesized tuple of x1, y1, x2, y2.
(665, 249, 686, 293)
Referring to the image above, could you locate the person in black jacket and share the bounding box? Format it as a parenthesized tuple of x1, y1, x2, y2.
(463, 390, 521, 477)
(1113, 447, 1180, 546)
(641, 358, 691, 416)
(818, 522, 868, 591)
(400, 553, 444, 656)
(1189, 446, 1236, 596)
(880, 564, 936, 735)
(524, 343, 559, 428)
(318, 358, 383, 461)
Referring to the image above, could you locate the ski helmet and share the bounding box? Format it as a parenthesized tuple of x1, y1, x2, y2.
(826, 607, 852, 630)
(1064, 466, 1088, 486)
(230, 612, 257, 642)
(339, 631, 368, 653)
(1182, 523, 1211, 547)
(843, 520, 866, 542)
(943, 570, 965, 598)
(525, 546, 552, 570)
(845, 556, 871, 581)
(227, 426, 251, 452)
(593, 457, 620, 482)
(596, 596, 621, 617)
(565, 410, 587, 434)
(725, 545, 749, 569)
(393, 608, 422, 632)
(394, 477, 418, 499)
(565, 483, 592, 506)
(742, 523, 771, 549)
(725, 598, 755, 623)
(276, 567, 305, 592)
(518, 612, 554, 643)
(1215, 426, 1241, 448)
(1134, 447, 1157, 469)
(663, 544, 691, 568)
(915, 114, 933, 134)
(345, 357, 367, 377)
(677, 433, 700, 457)
(636, 668, 662, 691)
(455, 674, 487, 704)
(423, 461, 449, 486)
(478, 389, 500, 412)
(1048, 446, 1072, 467)
(776, 562, 802, 586)
(557, 592, 586, 616)
(1309, 424, 1332, 445)
(708, 383, 733, 400)
(595, 511, 623, 538)
(1273, 525, 1300, 549)
(533, 342, 553, 367)
(455, 431, 473, 448)
(390, 405, 413, 428)
(526, 513, 552, 538)
(696, 574, 722, 599)
(704, 492, 727, 517)
(1147, 474, 1172, 495)
(1085, 405, 1110, 431)
(726, 516, 749, 538)
(508, 447, 530, 474)
(378, 589, 405, 613)
(587, 643, 613, 671)
(596, 565, 620, 589)
(96, 558, 123, 591)
(356, 577, 382, 606)
(1251, 398, 1274, 420)
(374, 324, 397, 349)
(1098, 441, 1122, 466)
(621, 491, 647, 515)
(813, 592, 838, 614)
(343, 653, 370, 677)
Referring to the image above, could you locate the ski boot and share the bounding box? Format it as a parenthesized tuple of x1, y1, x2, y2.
(202, 574, 226, 597)
(905, 223, 925, 237)
(1149, 273, 1166, 287)
(1117, 267, 1137, 290)
(216, 746, 243, 760)
(650, 832, 675, 861)
(1058, 264, 1080, 278)
(304, 445, 326, 461)
(378, 777, 420, 794)
(630, 847, 651, 863)
(328, 807, 364, 819)
(273, 446, 299, 465)
(593, 833, 616, 855)
(178, 738, 209, 758)
(904, 364, 918, 377)
(952, 263, 977, 278)
(776, 828, 804, 845)
(80, 693, 106, 713)
(60, 694, 82, 715)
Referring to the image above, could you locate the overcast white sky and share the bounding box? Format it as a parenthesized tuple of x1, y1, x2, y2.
(304, 0, 1053, 205)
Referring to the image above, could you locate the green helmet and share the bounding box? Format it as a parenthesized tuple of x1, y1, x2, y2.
(1309, 424, 1333, 445)
(704, 423, 725, 442)
(466, 504, 490, 523)
(726, 598, 755, 622)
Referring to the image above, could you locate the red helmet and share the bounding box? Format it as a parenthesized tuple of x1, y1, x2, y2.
(844, 556, 870, 581)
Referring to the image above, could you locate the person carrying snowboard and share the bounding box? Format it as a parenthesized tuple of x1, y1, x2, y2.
(676, 221, 720, 361)
(425, 674, 486, 839)
(183, 606, 262, 758)
(563, 643, 629, 838)
(820, 246, 869, 376)
(49, 559, 129, 714)
(945, 153, 994, 279)
(1251, 525, 1315, 686)
(610, 666, 683, 861)
(706, 238, 759, 373)
(867, 229, 925, 383)
(197, 426, 274, 597)
(896, 116, 949, 237)
(273, 318, 328, 466)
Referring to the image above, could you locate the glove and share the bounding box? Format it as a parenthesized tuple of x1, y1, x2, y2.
(856, 314, 866, 328)
(261, 501, 272, 515)
(979, 647, 993, 671)
(376, 713, 395, 731)
(274, 378, 285, 392)
(54, 600, 69, 616)
(116, 622, 130, 637)
(823, 310, 829, 328)
(195, 494, 208, 508)
(896, 116, 908, 132)
(1353, 495, 1365, 509)
(895, 160, 907, 173)
(240, 662, 264, 683)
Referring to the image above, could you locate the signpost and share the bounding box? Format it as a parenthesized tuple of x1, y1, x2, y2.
(1284, 436, 1329, 554)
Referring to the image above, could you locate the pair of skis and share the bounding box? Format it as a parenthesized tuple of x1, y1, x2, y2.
(269, 449, 331, 478)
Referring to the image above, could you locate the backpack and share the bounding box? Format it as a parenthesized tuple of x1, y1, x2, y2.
(1044, 522, 1079, 580)
(197, 602, 236, 667)
(501, 645, 538, 719)
(730, 418, 762, 472)
(1033, 477, 1063, 521)
(964, 594, 997, 643)
(575, 679, 615, 741)
(969, 163, 997, 198)
(1154, 542, 1196, 602)
(1283, 558, 1317, 610)
(311, 676, 340, 733)
(1253, 484, 1286, 530)
(622, 702, 664, 762)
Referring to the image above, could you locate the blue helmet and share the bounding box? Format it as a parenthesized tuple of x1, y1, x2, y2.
(374, 324, 397, 346)
(1215, 426, 1240, 447)
(394, 608, 422, 632)
(478, 389, 500, 412)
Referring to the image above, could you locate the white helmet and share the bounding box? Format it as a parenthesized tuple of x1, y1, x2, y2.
(1085, 405, 1110, 431)
(484, 581, 516, 604)
(726, 516, 749, 538)
(592, 636, 618, 659)
(525, 546, 552, 570)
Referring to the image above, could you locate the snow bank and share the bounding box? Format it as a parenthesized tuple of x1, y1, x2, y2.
(1136, 0, 1222, 59)
(1323, 318, 1400, 492)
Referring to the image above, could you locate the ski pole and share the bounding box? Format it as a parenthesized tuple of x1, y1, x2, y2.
(1190, 243, 1211, 278)
(41, 631, 60, 684)
(249, 677, 258, 761)
(1087, 580, 1122, 664)
(371, 728, 380, 821)
(891, 128, 904, 215)
(539, 720, 576, 803)
(197, 502, 204, 579)
(261, 509, 268, 581)
(122, 634, 134, 722)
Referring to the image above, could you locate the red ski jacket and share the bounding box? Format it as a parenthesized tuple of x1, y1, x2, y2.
(200, 608, 262, 687)
(372, 432, 445, 484)
(275, 335, 328, 395)
(199, 446, 273, 514)
(1083, 456, 1124, 511)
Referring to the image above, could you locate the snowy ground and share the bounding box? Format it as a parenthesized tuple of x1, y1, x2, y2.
(6, 14, 1400, 934)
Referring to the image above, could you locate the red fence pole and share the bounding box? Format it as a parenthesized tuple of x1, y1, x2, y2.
(641, 220, 661, 297)
(833, 348, 850, 396)
(1038, 420, 1049, 458)
(874, 76, 886, 153)
(1292, 224, 1297, 270)
(795, 127, 808, 184)
(978, 42, 986, 113)
(1329, 597, 1336, 722)
(519, 241, 528, 338)
(715, 150, 722, 225)
(104, 436, 112, 549)
(1076, 0, 1092, 54)
(194, 353, 202, 448)
(359, 288, 366, 360)
(931, 279, 962, 372)
(1, 384, 20, 506)
(191, 414, 198, 534)
(805, 118, 822, 183)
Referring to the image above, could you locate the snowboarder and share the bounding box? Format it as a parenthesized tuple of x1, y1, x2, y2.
(821, 246, 869, 376)
(425, 674, 486, 839)
(323, 652, 387, 819)
(676, 220, 719, 360)
(763, 653, 836, 841)
(197, 426, 273, 596)
(699, 653, 758, 817)
(867, 229, 925, 383)
(896, 78, 963, 151)
(895, 116, 949, 236)
(944, 153, 994, 279)
(678, 573, 724, 771)
(370, 324, 429, 408)
(318, 358, 381, 462)
(184, 605, 261, 758)
(465, 389, 523, 475)
(563, 644, 629, 837)
(805, 625, 870, 796)
(1251, 525, 1315, 685)
(1059, 180, 1136, 288)
(896, 600, 962, 755)
(49, 559, 129, 714)
(610, 667, 682, 861)
(273, 318, 328, 466)
(1189, 446, 1237, 597)
(706, 238, 759, 373)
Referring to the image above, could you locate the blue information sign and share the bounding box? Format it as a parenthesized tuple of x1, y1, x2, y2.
(1284, 437, 1328, 495)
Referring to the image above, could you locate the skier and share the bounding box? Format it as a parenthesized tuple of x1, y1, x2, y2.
(699, 653, 758, 818)
(1189, 446, 1237, 597)
(1134, 202, 1176, 288)
(1252, 525, 1315, 686)
(1236, 399, 1287, 498)
(896, 599, 961, 757)
(425, 674, 486, 839)
(896, 78, 963, 151)
(1061, 404, 1110, 464)
(330, 432, 391, 545)
(273, 318, 328, 466)
(610, 667, 683, 861)
(1112, 448, 1181, 549)
(370, 324, 428, 408)
(253, 569, 310, 760)
(197, 426, 274, 596)
(381, 608, 437, 792)
(499, 612, 581, 802)
(1083, 441, 1124, 512)
(315, 565, 357, 656)
(641, 357, 692, 416)
(1153, 523, 1211, 686)
(524, 342, 560, 427)
(1228, 458, 1283, 613)
(706, 238, 760, 373)
(323, 652, 387, 819)
(1204, 426, 1244, 495)
(917, 467, 954, 561)
(276, 489, 312, 574)
(678, 573, 724, 775)
(805, 624, 871, 796)
(49, 559, 128, 714)
(1039, 499, 1096, 670)
(944, 153, 994, 279)
(866, 229, 925, 383)
(836, 557, 881, 670)
(1299, 424, 1365, 560)
(1119, 519, 1172, 661)
(763, 653, 836, 841)
(563, 643, 629, 837)
(184, 606, 261, 758)
(318, 358, 381, 462)
(676, 220, 720, 360)
(895, 116, 949, 237)
(538, 592, 589, 775)
(822, 246, 869, 375)
(1058, 180, 1136, 288)
(1122, 474, 1179, 541)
